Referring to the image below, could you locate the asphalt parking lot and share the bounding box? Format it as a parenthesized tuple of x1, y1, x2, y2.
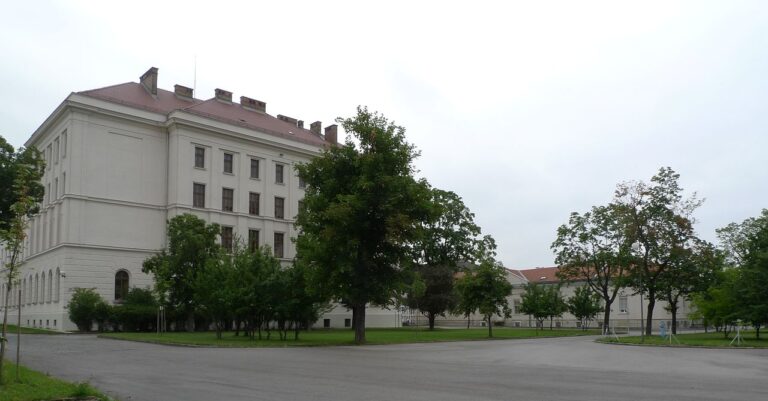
(7, 333, 768, 401)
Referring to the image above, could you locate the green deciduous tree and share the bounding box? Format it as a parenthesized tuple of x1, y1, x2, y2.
(455, 259, 512, 337)
(407, 188, 487, 330)
(737, 210, 768, 338)
(566, 286, 603, 330)
(142, 214, 220, 331)
(614, 167, 704, 336)
(520, 283, 548, 330)
(0, 138, 44, 384)
(552, 204, 631, 332)
(658, 239, 723, 334)
(295, 107, 432, 344)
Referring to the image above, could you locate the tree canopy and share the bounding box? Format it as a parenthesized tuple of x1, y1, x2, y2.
(552, 204, 631, 332)
(295, 107, 432, 344)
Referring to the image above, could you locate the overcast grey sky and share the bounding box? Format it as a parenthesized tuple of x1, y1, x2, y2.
(1, 1, 766, 268)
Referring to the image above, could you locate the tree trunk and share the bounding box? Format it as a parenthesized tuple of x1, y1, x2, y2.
(756, 325, 760, 340)
(487, 315, 493, 337)
(16, 288, 22, 381)
(669, 300, 678, 335)
(353, 303, 366, 344)
(602, 301, 612, 334)
(645, 291, 656, 336)
(466, 314, 470, 329)
(186, 313, 195, 332)
(0, 277, 13, 384)
(428, 312, 436, 330)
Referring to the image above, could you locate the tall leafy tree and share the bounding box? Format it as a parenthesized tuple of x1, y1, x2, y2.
(519, 283, 548, 330)
(543, 285, 568, 330)
(552, 204, 631, 332)
(567, 286, 603, 330)
(454, 259, 512, 337)
(295, 107, 432, 344)
(0, 140, 44, 384)
(658, 239, 722, 334)
(614, 167, 703, 336)
(739, 210, 768, 338)
(0, 137, 44, 231)
(142, 214, 220, 331)
(408, 189, 485, 330)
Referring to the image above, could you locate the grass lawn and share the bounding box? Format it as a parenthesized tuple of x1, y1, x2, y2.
(0, 361, 107, 401)
(101, 327, 598, 347)
(598, 331, 768, 348)
(2, 324, 62, 335)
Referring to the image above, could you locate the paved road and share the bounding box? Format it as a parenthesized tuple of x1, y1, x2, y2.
(7, 334, 768, 401)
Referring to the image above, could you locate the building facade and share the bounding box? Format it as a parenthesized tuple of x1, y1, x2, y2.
(0, 67, 402, 331)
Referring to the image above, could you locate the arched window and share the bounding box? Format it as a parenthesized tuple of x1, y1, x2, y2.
(115, 270, 129, 302)
(28, 277, 33, 304)
(41, 274, 46, 303)
(34, 274, 39, 304)
(55, 268, 61, 303)
(21, 279, 26, 305)
(47, 270, 53, 302)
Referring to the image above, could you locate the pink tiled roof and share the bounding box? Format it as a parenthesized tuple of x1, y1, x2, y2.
(78, 82, 202, 114)
(182, 99, 328, 147)
(77, 82, 328, 147)
(517, 267, 561, 284)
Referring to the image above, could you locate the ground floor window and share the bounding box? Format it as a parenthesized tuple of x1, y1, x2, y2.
(115, 270, 129, 301)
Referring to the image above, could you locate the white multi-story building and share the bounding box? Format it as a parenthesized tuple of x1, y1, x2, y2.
(0, 67, 386, 331)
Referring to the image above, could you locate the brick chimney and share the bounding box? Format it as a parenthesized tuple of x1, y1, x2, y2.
(174, 84, 194, 99)
(324, 124, 338, 144)
(140, 67, 158, 95)
(240, 96, 266, 113)
(310, 121, 322, 136)
(298, 120, 304, 129)
(277, 115, 299, 126)
(215, 88, 232, 103)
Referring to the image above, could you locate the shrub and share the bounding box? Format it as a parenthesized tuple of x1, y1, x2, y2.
(113, 288, 158, 331)
(67, 288, 110, 332)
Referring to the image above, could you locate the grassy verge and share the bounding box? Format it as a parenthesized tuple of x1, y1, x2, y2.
(598, 331, 768, 348)
(0, 361, 108, 401)
(100, 327, 598, 347)
(2, 324, 62, 335)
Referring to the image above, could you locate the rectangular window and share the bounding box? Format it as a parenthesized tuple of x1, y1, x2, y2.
(193, 183, 205, 208)
(298, 175, 306, 189)
(275, 163, 284, 184)
(297, 200, 304, 218)
(248, 229, 259, 253)
(222, 188, 234, 212)
(619, 296, 628, 313)
(344, 318, 351, 328)
(61, 130, 67, 158)
(249, 192, 260, 215)
(323, 319, 331, 328)
(513, 299, 521, 315)
(61, 173, 66, 196)
(274, 232, 284, 258)
(223, 152, 233, 173)
(274, 197, 284, 219)
(53, 178, 58, 200)
(195, 147, 205, 168)
(221, 226, 233, 252)
(53, 138, 59, 164)
(250, 158, 260, 179)
(46, 145, 51, 169)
